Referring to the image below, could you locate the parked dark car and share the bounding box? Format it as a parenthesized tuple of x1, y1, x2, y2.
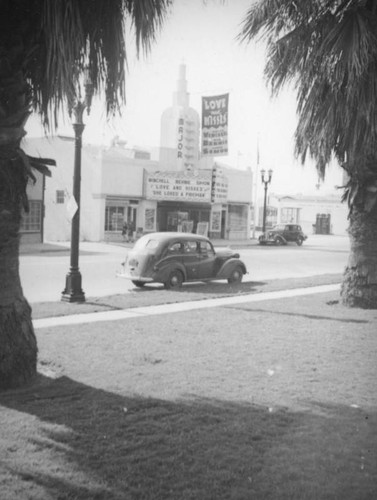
(118, 232, 247, 289)
(259, 224, 308, 246)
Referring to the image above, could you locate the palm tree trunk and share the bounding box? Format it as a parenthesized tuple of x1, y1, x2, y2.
(0, 37, 38, 389)
(341, 209, 377, 308)
(0, 196, 37, 389)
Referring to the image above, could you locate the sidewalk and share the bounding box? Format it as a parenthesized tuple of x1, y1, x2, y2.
(33, 283, 340, 329)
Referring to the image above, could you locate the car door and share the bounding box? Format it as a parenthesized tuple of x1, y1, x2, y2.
(285, 225, 295, 242)
(182, 240, 200, 279)
(197, 240, 216, 278)
(160, 241, 184, 268)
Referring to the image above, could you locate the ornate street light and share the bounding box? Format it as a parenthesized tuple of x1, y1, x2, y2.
(61, 74, 94, 302)
(261, 168, 273, 234)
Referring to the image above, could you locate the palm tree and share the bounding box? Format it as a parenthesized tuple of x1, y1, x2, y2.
(0, 0, 172, 390)
(239, 0, 377, 308)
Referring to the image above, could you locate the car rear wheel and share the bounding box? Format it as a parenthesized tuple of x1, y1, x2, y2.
(132, 280, 145, 288)
(227, 266, 243, 284)
(296, 236, 303, 246)
(165, 270, 184, 290)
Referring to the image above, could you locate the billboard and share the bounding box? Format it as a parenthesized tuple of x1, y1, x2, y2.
(201, 93, 229, 157)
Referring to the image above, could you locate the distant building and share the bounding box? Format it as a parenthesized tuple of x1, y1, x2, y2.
(260, 193, 348, 236)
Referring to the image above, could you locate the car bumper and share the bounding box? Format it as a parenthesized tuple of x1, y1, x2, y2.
(116, 271, 154, 282)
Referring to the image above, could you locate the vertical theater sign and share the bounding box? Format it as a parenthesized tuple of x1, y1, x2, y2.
(201, 93, 229, 157)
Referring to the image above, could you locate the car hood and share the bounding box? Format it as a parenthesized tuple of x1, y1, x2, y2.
(215, 247, 240, 259)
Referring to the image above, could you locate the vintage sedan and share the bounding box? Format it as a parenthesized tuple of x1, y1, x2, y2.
(259, 224, 308, 246)
(118, 232, 247, 289)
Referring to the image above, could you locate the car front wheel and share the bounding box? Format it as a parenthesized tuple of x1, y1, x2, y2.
(296, 236, 303, 246)
(165, 270, 184, 290)
(275, 236, 284, 245)
(227, 266, 243, 284)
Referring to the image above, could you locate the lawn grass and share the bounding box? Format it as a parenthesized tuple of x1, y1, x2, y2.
(1, 282, 376, 499)
(1, 375, 376, 500)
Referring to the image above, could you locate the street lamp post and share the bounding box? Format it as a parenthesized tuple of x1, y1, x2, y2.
(61, 77, 93, 303)
(261, 169, 273, 234)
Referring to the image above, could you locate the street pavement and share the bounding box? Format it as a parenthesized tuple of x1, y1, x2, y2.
(19, 234, 349, 303)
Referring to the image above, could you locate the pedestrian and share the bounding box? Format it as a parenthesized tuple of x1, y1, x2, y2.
(127, 220, 135, 242)
(121, 221, 128, 241)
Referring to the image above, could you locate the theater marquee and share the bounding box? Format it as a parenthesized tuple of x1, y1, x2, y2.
(145, 171, 212, 202)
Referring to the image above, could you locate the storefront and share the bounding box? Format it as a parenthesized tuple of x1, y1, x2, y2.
(156, 201, 211, 233)
(104, 196, 139, 239)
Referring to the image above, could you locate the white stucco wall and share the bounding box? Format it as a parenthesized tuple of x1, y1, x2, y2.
(224, 167, 253, 203)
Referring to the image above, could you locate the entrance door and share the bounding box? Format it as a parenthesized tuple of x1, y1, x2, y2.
(315, 214, 331, 234)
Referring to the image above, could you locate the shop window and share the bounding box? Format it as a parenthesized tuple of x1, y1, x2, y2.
(105, 206, 125, 231)
(21, 201, 42, 232)
(281, 207, 297, 223)
(258, 206, 277, 228)
(228, 205, 248, 231)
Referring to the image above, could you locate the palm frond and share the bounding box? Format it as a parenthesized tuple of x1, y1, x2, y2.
(0, 0, 172, 129)
(126, 0, 174, 55)
(239, 0, 377, 201)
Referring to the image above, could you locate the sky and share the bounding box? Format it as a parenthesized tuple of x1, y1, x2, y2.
(26, 0, 343, 196)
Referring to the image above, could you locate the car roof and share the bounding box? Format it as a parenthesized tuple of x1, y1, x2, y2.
(143, 232, 210, 242)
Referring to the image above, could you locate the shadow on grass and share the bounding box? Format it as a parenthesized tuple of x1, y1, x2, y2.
(1, 375, 376, 500)
(133, 280, 267, 295)
(225, 305, 370, 324)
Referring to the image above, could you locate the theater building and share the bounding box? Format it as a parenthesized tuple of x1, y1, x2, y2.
(23, 64, 253, 243)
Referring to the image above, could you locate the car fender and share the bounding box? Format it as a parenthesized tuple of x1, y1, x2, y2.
(216, 258, 247, 279)
(152, 262, 187, 283)
(274, 234, 287, 245)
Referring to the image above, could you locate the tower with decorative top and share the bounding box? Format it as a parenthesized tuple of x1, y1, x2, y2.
(159, 64, 200, 173)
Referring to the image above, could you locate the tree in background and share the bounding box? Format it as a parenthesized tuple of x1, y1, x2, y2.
(0, 0, 172, 390)
(239, 0, 377, 308)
